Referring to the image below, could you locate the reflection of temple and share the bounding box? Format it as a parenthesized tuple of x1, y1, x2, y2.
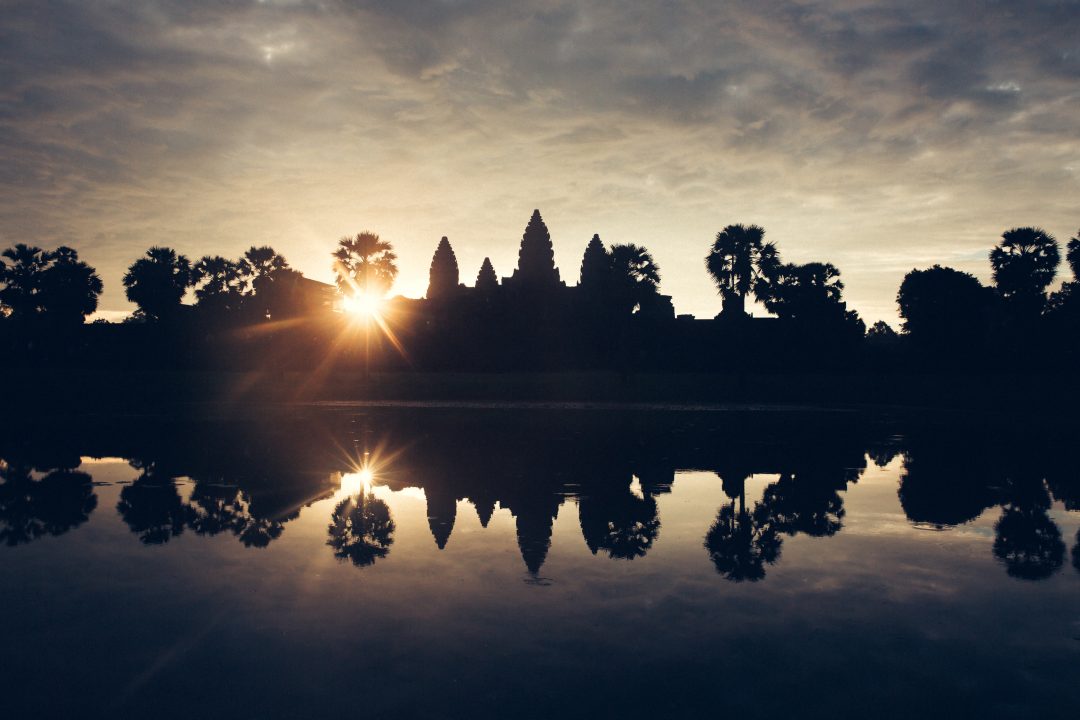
(3, 408, 1078, 583)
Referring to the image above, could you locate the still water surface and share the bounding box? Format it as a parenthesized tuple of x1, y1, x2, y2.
(2, 407, 1078, 719)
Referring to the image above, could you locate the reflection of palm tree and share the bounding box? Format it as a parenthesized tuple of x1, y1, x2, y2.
(187, 483, 284, 548)
(992, 477, 1064, 581)
(578, 487, 660, 560)
(0, 460, 97, 546)
(704, 500, 781, 582)
(705, 224, 781, 317)
(993, 506, 1065, 581)
(116, 462, 192, 545)
(327, 492, 395, 568)
(760, 472, 844, 537)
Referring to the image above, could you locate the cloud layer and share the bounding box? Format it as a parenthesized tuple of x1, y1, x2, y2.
(2, 0, 1079, 322)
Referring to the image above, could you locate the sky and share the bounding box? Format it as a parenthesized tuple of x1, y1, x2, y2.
(2, 0, 1079, 324)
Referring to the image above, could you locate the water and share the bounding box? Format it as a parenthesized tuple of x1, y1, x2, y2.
(2, 406, 1078, 719)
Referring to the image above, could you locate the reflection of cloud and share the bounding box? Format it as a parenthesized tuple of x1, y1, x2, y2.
(2, 1, 1079, 323)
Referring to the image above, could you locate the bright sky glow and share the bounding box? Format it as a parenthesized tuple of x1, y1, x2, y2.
(2, 1, 1079, 325)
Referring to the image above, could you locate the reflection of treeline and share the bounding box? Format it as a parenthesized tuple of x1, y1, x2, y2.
(2, 409, 1077, 580)
(2, 212, 1078, 373)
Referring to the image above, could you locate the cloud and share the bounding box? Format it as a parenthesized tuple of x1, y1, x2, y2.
(1, 0, 1078, 322)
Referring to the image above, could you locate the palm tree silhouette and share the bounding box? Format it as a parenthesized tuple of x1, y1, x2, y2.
(122, 247, 192, 322)
(608, 243, 661, 314)
(192, 255, 245, 315)
(37, 246, 103, 326)
(760, 261, 844, 320)
(332, 232, 398, 297)
(704, 500, 781, 582)
(0, 244, 50, 319)
(578, 483, 661, 560)
(186, 482, 285, 548)
(116, 460, 192, 545)
(989, 227, 1060, 314)
(705, 224, 780, 317)
(992, 475, 1064, 581)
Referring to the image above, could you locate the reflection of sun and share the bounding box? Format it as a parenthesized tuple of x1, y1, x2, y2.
(341, 292, 383, 320)
(339, 466, 375, 496)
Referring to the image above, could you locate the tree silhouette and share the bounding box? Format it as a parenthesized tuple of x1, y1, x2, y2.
(578, 484, 661, 560)
(116, 461, 192, 545)
(0, 245, 103, 327)
(704, 500, 781, 582)
(897, 265, 991, 348)
(1045, 233, 1080, 337)
(186, 482, 285, 548)
(0, 460, 97, 546)
(37, 246, 103, 326)
(475, 257, 498, 292)
(240, 245, 289, 290)
(234, 247, 308, 320)
(992, 477, 1064, 581)
(990, 227, 1059, 315)
(0, 244, 50, 319)
(427, 236, 460, 299)
(192, 255, 245, 315)
(993, 505, 1065, 581)
(578, 234, 611, 294)
(757, 261, 864, 341)
(332, 232, 398, 297)
(705, 224, 781, 317)
(513, 209, 560, 286)
(122, 247, 192, 322)
(327, 491, 395, 567)
(760, 471, 845, 538)
(865, 320, 899, 347)
(897, 451, 998, 527)
(608, 243, 661, 314)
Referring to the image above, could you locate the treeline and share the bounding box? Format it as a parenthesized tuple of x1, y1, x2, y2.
(1, 210, 1078, 373)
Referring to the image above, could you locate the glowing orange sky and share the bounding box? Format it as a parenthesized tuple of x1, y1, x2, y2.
(2, 1, 1078, 324)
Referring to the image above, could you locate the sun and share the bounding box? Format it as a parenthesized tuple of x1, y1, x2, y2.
(341, 291, 383, 319)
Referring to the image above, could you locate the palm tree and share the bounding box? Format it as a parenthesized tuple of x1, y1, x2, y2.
(192, 255, 245, 314)
(989, 227, 1060, 314)
(238, 246, 297, 320)
(705, 224, 781, 317)
(609, 243, 660, 313)
(0, 244, 50, 319)
(37, 246, 103, 326)
(122, 247, 192, 322)
(240, 246, 289, 287)
(761, 261, 843, 319)
(332, 232, 398, 297)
